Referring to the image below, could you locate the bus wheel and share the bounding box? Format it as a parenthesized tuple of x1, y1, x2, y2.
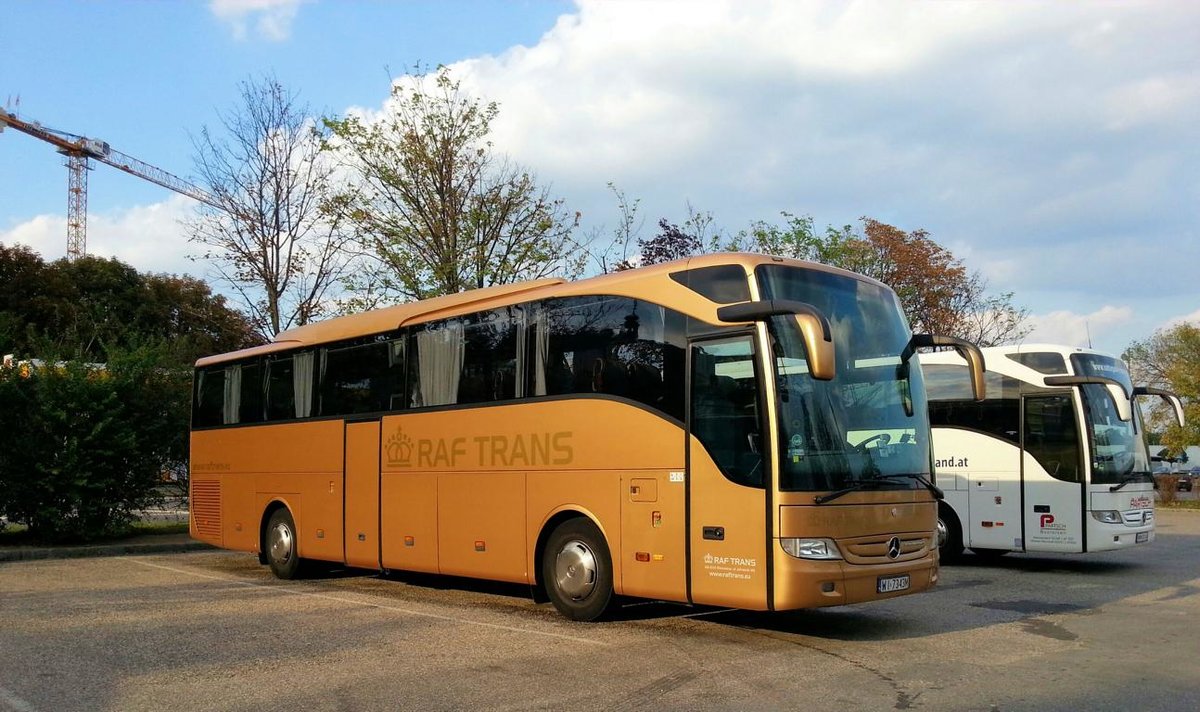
(542, 518, 614, 622)
(265, 508, 304, 580)
(937, 506, 964, 563)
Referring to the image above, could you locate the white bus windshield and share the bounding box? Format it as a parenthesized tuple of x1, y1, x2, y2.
(1070, 354, 1152, 485)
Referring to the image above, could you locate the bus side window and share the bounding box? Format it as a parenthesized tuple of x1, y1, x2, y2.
(925, 364, 1020, 443)
(1024, 394, 1081, 483)
(193, 367, 225, 427)
(321, 340, 401, 415)
(266, 356, 295, 421)
(238, 361, 265, 424)
(691, 337, 764, 488)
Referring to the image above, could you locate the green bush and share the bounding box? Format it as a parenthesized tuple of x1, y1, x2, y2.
(0, 350, 190, 543)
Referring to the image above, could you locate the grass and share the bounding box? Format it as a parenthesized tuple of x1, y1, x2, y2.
(0, 519, 188, 547)
(1159, 499, 1200, 511)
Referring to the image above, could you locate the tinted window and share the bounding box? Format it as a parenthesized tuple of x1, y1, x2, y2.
(925, 364, 1021, 444)
(692, 337, 763, 487)
(266, 357, 296, 421)
(670, 265, 751, 304)
(193, 368, 225, 427)
(322, 339, 404, 415)
(409, 308, 518, 408)
(1006, 352, 1067, 374)
(531, 296, 686, 421)
(1024, 394, 1081, 482)
(238, 362, 264, 424)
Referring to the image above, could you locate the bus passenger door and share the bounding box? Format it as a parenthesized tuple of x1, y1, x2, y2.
(1021, 393, 1085, 552)
(344, 419, 381, 569)
(687, 336, 770, 610)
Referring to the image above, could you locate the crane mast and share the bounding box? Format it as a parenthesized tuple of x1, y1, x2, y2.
(0, 108, 221, 259)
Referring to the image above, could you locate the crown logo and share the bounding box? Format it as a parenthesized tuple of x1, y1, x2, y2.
(386, 427, 413, 467)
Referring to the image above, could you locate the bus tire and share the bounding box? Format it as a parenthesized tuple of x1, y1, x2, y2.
(937, 505, 964, 563)
(265, 508, 305, 580)
(542, 518, 614, 622)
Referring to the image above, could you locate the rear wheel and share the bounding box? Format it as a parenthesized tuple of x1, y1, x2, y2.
(542, 518, 614, 621)
(936, 505, 964, 563)
(265, 508, 305, 580)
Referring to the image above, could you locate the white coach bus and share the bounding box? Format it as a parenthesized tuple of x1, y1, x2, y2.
(920, 344, 1184, 560)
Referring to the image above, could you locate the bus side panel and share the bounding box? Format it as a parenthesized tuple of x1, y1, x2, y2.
(380, 471, 439, 573)
(189, 422, 344, 561)
(527, 471, 623, 591)
(438, 472, 527, 583)
(620, 471, 687, 602)
(933, 428, 1022, 551)
(344, 421, 381, 569)
(688, 438, 768, 611)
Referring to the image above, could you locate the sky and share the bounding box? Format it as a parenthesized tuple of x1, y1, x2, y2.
(1, 0, 1197, 355)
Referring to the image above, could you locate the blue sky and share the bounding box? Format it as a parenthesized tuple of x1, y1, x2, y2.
(2, 1, 1197, 355)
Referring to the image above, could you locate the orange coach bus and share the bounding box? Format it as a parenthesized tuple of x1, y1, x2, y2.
(189, 253, 984, 620)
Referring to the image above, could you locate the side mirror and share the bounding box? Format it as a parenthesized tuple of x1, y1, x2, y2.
(1133, 386, 1186, 428)
(1044, 375, 1132, 422)
(716, 299, 836, 381)
(903, 334, 987, 401)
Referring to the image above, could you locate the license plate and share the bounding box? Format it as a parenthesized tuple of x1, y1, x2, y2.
(877, 574, 910, 594)
(1136, 531, 1149, 543)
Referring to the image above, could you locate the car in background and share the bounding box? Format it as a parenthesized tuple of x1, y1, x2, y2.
(1180, 468, 1200, 493)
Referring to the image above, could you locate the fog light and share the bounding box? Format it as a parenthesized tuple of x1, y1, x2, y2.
(820, 581, 836, 593)
(1091, 510, 1122, 524)
(781, 537, 843, 560)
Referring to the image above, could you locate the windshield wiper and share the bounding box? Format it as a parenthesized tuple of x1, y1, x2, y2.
(878, 473, 944, 500)
(1109, 472, 1152, 492)
(813, 477, 891, 505)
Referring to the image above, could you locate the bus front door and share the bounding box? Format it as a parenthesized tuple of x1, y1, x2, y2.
(344, 419, 381, 569)
(1020, 393, 1085, 552)
(687, 336, 770, 610)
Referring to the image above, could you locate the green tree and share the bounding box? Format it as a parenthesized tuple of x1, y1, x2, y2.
(1124, 323, 1200, 455)
(0, 248, 259, 365)
(322, 66, 582, 305)
(0, 347, 190, 542)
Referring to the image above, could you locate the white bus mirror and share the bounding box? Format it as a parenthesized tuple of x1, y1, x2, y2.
(902, 333, 987, 401)
(1105, 383, 1133, 422)
(1045, 375, 1132, 422)
(1133, 386, 1186, 428)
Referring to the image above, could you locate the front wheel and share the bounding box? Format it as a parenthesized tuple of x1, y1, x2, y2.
(542, 518, 614, 621)
(265, 508, 305, 580)
(936, 505, 964, 563)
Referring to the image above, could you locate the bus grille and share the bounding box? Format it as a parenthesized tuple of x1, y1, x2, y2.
(191, 480, 222, 540)
(1123, 509, 1152, 526)
(842, 535, 929, 564)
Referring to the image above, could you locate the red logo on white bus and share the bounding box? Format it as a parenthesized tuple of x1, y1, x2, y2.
(1039, 514, 1055, 528)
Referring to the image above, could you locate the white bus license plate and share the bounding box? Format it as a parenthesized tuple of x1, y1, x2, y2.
(877, 574, 910, 594)
(1136, 531, 1149, 543)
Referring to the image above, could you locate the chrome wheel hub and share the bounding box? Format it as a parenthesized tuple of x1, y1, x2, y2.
(270, 522, 294, 564)
(935, 518, 948, 549)
(554, 539, 597, 601)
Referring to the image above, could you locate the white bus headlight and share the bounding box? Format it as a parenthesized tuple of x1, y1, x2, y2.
(1091, 510, 1122, 524)
(781, 537, 843, 560)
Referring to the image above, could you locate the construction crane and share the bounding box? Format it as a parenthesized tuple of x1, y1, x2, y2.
(0, 108, 222, 259)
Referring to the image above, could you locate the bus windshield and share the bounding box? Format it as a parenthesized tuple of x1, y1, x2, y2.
(1071, 354, 1152, 485)
(757, 266, 930, 492)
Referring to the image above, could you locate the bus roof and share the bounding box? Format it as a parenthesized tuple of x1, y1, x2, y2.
(196, 252, 883, 367)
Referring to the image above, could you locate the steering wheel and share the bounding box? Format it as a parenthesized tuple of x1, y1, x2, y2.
(855, 433, 892, 452)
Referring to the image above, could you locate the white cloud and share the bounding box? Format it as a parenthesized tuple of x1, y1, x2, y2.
(1023, 306, 1135, 349)
(1165, 308, 1200, 328)
(209, 0, 308, 42)
(0, 194, 201, 277)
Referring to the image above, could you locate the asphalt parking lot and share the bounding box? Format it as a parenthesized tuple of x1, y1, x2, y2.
(2, 512, 1198, 712)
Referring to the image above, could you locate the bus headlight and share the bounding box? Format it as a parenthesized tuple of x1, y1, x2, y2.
(1091, 510, 1122, 524)
(781, 538, 843, 560)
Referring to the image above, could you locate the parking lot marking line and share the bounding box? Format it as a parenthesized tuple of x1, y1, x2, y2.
(126, 558, 608, 646)
(0, 683, 37, 712)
